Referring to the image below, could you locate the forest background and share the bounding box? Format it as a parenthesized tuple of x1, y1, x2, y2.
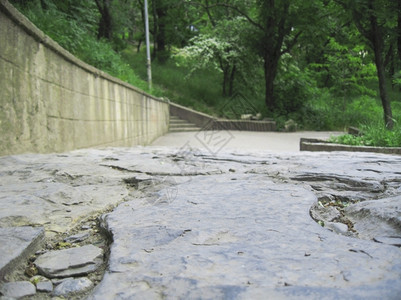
(10, 0, 401, 147)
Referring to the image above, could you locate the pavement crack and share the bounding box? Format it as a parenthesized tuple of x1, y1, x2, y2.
(349, 249, 373, 259)
(100, 164, 134, 172)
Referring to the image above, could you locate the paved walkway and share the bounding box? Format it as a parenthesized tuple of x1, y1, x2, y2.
(152, 131, 342, 153)
(1, 131, 401, 299)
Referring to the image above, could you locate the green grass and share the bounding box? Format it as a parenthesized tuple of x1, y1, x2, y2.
(122, 47, 271, 119)
(122, 47, 225, 116)
(328, 100, 401, 147)
(329, 124, 401, 147)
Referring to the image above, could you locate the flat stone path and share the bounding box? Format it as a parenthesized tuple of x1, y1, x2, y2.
(1, 141, 401, 298)
(89, 149, 401, 299)
(152, 131, 343, 152)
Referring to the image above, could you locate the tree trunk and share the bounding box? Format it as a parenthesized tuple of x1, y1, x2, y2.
(229, 65, 236, 97)
(152, 0, 167, 61)
(40, 0, 48, 10)
(384, 44, 395, 89)
(374, 49, 394, 129)
(222, 70, 228, 97)
(137, 39, 142, 53)
(95, 0, 112, 40)
(155, 7, 166, 53)
(264, 54, 279, 112)
(398, 0, 401, 63)
(370, 4, 393, 129)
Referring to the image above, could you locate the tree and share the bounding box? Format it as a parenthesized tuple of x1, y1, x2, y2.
(336, 0, 397, 129)
(397, 0, 401, 63)
(175, 17, 250, 97)
(196, 0, 323, 112)
(152, 0, 167, 58)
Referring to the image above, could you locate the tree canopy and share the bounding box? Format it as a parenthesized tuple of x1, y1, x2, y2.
(10, 0, 401, 130)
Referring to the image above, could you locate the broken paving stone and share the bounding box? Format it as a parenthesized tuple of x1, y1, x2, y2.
(373, 236, 401, 247)
(310, 203, 341, 222)
(51, 277, 73, 286)
(0, 281, 36, 299)
(36, 280, 53, 292)
(0, 227, 44, 281)
(64, 232, 90, 243)
(52, 277, 93, 297)
(34, 245, 103, 278)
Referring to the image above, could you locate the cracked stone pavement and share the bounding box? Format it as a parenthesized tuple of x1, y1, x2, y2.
(0, 143, 401, 299)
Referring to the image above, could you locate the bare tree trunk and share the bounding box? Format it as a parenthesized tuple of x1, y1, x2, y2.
(370, 2, 393, 129)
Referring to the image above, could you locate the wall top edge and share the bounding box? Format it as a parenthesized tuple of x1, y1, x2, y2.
(0, 0, 168, 104)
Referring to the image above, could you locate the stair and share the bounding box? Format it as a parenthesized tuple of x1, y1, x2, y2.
(169, 116, 201, 132)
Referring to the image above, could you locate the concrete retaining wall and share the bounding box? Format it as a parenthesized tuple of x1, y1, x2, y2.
(170, 102, 276, 131)
(0, 0, 169, 156)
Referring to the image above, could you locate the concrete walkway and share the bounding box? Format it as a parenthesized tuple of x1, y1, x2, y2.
(152, 131, 343, 152)
(1, 131, 401, 299)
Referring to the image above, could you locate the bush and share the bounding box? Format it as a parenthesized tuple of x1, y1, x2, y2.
(330, 120, 401, 147)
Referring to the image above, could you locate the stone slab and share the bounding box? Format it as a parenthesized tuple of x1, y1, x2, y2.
(52, 278, 93, 297)
(0, 281, 36, 299)
(0, 147, 400, 299)
(0, 152, 130, 237)
(0, 227, 44, 281)
(36, 280, 53, 293)
(34, 245, 103, 278)
(89, 171, 401, 299)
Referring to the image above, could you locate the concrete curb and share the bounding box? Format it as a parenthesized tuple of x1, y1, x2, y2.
(300, 138, 401, 155)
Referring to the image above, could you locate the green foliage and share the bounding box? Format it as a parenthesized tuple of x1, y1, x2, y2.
(12, 0, 150, 92)
(10, 0, 401, 134)
(175, 34, 234, 75)
(274, 53, 318, 115)
(174, 16, 256, 96)
(330, 122, 401, 147)
(393, 71, 401, 87)
(123, 47, 224, 114)
(328, 100, 401, 147)
(311, 38, 377, 98)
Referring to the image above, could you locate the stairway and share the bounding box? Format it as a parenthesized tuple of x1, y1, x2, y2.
(169, 115, 202, 132)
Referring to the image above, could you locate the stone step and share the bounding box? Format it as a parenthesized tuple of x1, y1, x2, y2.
(170, 120, 191, 124)
(169, 127, 201, 132)
(169, 115, 201, 132)
(169, 123, 199, 129)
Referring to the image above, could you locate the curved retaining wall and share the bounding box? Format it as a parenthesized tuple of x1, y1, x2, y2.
(0, 0, 169, 156)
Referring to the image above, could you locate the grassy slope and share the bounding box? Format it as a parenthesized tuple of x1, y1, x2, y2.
(122, 47, 230, 117)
